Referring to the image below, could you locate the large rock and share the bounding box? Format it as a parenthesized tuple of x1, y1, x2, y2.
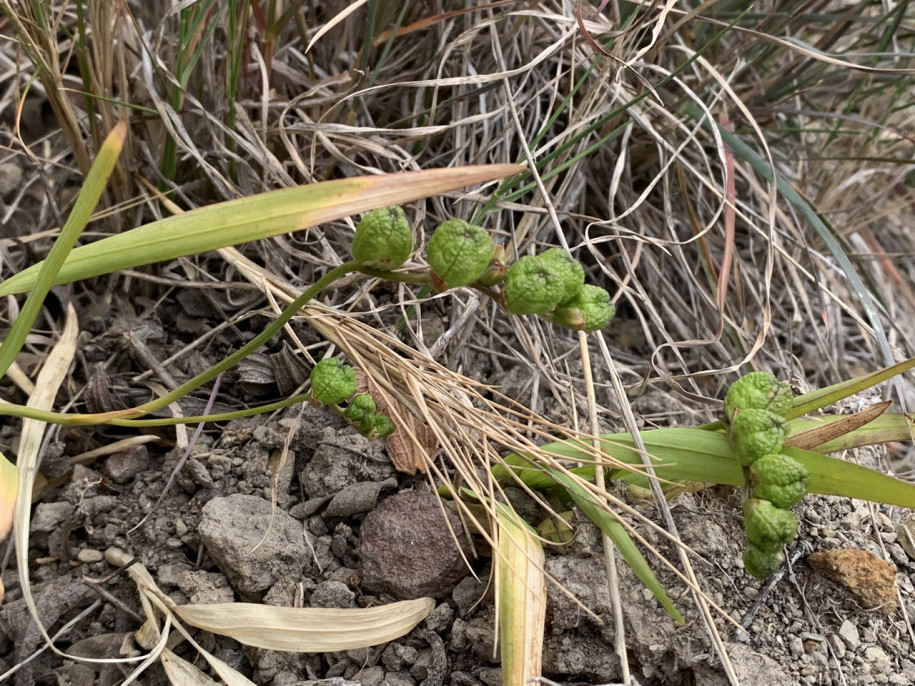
(358, 491, 472, 599)
(198, 494, 310, 599)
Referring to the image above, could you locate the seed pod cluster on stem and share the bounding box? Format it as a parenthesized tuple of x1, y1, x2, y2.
(309, 360, 395, 440)
(724, 372, 809, 579)
(423, 218, 615, 331)
(351, 208, 616, 332)
(351, 206, 414, 270)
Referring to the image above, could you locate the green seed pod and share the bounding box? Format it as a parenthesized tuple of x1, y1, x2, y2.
(344, 393, 376, 425)
(552, 284, 615, 332)
(539, 248, 585, 304)
(743, 498, 798, 554)
(724, 371, 793, 423)
(367, 414, 396, 440)
(743, 544, 784, 579)
(309, 358, 356, 406)
(751, 453, 810, 509)
(351, 206, 413, 269)
(426, 219, 494, 289)
(503, 255, 566, 316)
(729, 409, 789, 465)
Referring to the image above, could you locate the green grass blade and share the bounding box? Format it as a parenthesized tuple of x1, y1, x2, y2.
(786, 357, 915, 419)
(502, 425, 915, 509)
(543, 466, 684, 624)
(0, 164, 522, 297)
(0, 119, 127, 377)
(572, 429, 915, 507)
(695, 358, 915, 434)
(808, 414, 915, 453)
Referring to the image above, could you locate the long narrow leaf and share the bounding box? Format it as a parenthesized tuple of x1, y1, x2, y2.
(0, 165, 523, 296)
(533, 429, 915, 507)
(788, 402, 890, 450)
(0, 119, 126, 374)
(544, 466, 684, 624)
(495, 506, 545, 685)
(787, 358, 915, 420)
(811, 413, 915, 453)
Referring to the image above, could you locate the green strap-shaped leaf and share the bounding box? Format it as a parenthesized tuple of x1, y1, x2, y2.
(499, 425, 915, 508)
(0, 165, 522, 297)
(543, 465, 685, 625)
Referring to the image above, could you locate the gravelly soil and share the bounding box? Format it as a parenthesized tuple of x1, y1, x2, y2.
(2, 370, 913, 686)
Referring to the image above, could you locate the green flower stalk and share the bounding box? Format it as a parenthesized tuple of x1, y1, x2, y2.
(729, 409, 789, 466)
(750, 453, 810, 509)
(351, 206, 414, 270)
(724, 371, 793, 423)
(310, 358, 357, 406)
(743, 498, 798, 555)
(503, 255, 565, 316)
(552, 284, 615, 332)
(426, 219, 494, 289)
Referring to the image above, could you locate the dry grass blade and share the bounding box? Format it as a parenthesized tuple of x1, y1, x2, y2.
(172, 600, 437, 652)
(108, 548, 434, 653)
(11, 304, 78, 650)
(495, 506, 546, 685)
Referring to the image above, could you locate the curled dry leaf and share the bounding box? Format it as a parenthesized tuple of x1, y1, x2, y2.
(355, 370, 439, 475)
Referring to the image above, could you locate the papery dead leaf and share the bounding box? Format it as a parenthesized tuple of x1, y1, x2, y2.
(787, 401, 890, 451)
(356, 370, 438, 475)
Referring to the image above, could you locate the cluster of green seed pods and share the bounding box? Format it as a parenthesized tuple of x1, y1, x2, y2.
(350, 208, 615, 332)
(502, 249, 614, 332)
(423, 220, 614, 332)
(724, 371, 810, 578)
(309, 359, 395, 440)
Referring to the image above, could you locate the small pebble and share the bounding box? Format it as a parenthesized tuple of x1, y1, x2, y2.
(829, 634, 846, 659)
(839, 620, 861, 650)
(865, 645, 890, 665)
(76, 549, 104, 564)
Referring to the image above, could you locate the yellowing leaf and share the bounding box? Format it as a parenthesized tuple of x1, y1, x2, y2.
(0, 165, 523, 297)
(496, 507, 545, 685)
(0, 452, 18, 542)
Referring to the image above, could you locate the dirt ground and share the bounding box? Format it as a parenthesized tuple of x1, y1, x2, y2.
(1, 298, 913, 685)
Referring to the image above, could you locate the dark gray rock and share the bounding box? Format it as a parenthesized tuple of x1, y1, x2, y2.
(324, 478, 397, 518)
(102, 444, 149, 484)
(30, 502, 75, 533)
(542, 632, 621, 683)
(310, 580, 356, 608)
(299, 431, 395, 498)
(358, 491, 472, 599)
(177, 570, 235, 604)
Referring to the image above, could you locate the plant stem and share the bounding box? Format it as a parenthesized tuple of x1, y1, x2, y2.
(129, 259, 361, 417)
(0, 260, 361, 426)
